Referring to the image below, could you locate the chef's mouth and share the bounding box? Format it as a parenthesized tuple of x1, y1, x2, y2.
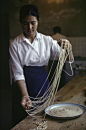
(27, 31, 32, 33)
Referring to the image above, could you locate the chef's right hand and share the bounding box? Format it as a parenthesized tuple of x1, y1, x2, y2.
(21, 96, 32, 110)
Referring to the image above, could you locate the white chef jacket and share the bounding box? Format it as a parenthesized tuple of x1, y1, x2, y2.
(9, 32, 73, 82)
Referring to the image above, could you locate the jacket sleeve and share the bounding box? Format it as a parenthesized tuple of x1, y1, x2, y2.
(9, 42, 25, 82)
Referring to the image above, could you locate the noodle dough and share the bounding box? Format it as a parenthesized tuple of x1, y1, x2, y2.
(47, 105, 83, 117)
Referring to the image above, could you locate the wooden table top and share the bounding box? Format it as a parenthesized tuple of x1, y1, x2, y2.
(11, 76, 86, 130)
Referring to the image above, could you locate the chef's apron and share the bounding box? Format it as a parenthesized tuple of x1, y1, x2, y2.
(12, 66, 50, 126)
(23, 66, 50, 98)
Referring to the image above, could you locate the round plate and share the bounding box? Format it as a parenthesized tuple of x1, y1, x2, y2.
(45, 103, 86, 119)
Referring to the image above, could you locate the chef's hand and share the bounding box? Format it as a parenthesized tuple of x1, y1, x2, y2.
(58, 39, 72, 52)
(21, 96, 32, 110)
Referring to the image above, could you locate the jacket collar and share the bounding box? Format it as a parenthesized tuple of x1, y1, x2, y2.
(18, 31, 41, 43)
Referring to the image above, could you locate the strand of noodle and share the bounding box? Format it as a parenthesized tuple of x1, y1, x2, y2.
(35, 41, 65, 99)
(27, 43, 64, 115)
(26, 40, 73, 116)
(26, 41, 73, 130)
(62, 40, 73, 76)
(30, 42, 65, 102)
(29, 48, 60, 100)
(34, 47, 60, 98)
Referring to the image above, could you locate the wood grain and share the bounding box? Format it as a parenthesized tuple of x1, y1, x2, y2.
(11, 76, 86, 130)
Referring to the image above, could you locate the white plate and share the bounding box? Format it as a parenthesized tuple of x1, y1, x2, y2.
(45, 103, 86, 119)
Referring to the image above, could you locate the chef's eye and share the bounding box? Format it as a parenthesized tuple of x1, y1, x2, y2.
(31, 22, 36, 25)
(23, 22, 28, 25)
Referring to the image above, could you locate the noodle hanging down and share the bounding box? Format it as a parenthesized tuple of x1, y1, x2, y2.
(25, 40, 73, 130)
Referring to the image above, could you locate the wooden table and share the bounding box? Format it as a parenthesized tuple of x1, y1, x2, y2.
(11, 76, 86, 130)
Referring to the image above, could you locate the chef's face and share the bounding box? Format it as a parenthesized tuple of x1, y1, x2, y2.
(21, 15, 38, 38)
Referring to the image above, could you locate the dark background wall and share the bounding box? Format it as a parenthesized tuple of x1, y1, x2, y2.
(9, 0, 86, 39)
(0, 0, 86, 130)
(0, 0, 12, 130)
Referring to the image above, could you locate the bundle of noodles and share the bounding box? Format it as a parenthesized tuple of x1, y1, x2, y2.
(26, 39, 73, 117)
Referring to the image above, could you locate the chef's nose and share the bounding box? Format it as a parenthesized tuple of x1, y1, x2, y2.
(27, 23, 32, 29)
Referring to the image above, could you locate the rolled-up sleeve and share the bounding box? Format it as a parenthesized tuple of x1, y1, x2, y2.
(9, 42, 25, 82)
